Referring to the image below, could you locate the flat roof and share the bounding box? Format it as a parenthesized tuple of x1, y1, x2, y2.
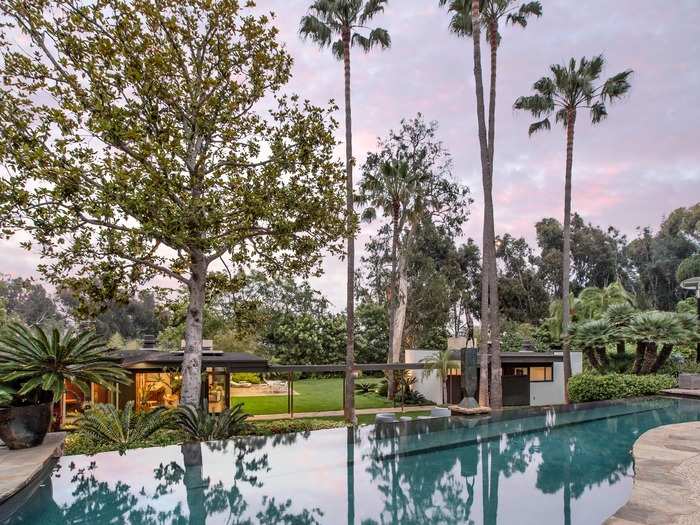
(106, 349, 269, 371)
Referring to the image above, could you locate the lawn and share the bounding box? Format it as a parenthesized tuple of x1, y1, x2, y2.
(232, 377, 395, 415)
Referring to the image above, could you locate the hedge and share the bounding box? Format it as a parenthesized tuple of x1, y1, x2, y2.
(568, 373, 677, 403)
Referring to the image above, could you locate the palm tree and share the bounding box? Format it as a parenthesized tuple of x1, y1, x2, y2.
(578, 282, 633, 321)
(514, 56, 632, 401)
(300, 1, 390, 423)
(357, 159, 422, 398)
(604, 302, 637, 355)
(625, 311, 685, 374)
(570, 318, 613, 371)
(440, 0, 541, 410)
(421, 349, 460, 404)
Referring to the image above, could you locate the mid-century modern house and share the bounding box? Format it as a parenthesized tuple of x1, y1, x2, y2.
(406, 345, 583, 406)
(61, 335, 269, 422)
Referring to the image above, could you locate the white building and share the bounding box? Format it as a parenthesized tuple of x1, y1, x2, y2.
(405, 348, 583, 406)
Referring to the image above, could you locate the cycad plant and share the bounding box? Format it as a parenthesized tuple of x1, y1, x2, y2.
(421, 349, 460, 404)
(603, 303, 637, 355)
(625, 311, 686, 374)
(300, 0, 390, 423)
(570, 319, 613, 372)
(0, 322, 129, 404)
(173, 403, 249, 442)
(76, 401, 171, 454)
(515, 56, 632, 400)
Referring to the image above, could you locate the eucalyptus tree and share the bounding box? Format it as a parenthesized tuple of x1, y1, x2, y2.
(515, 55, 632, 400)
(358, 115, 470, 397)
(439, 0, 541, 408)
(300, 0, 390, 421)
(0, 0, 347, 407)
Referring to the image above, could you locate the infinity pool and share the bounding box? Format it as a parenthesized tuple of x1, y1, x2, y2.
(2, 397, 699, 525)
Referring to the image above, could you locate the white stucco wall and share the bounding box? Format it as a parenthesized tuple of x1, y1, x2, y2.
(404, 349, 445, 405)
(405, 349, 583, 407)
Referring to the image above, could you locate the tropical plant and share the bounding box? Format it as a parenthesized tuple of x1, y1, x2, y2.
(172, 403, 249, 442)
(421, 350, 460, 404)
(578, 282, 633, 321)
(300, 0, 391, 423)
(75, 401, 171, 454)
(625, 311, 686, 374)
(0, 322, 129, 405)
(354, 382, 374, 394)
(603, 303, 637, 355)
(570, 319, 613, 372)
(515, 55, 633, 400)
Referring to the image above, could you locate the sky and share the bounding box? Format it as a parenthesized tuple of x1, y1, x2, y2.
(1, 0, 699, 310)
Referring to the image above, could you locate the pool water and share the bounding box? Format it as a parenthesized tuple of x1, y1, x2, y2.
(2, 397, 699, 525)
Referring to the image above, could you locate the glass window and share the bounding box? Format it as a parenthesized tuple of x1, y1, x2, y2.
(529, 366, 553, 382)
(136, 372, 181, 410)
(503, 366, 529, 377)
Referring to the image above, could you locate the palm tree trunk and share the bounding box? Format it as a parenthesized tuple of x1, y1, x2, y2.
(641, 342, 658, 374)
(342, 26, 355, 423)
(651, 343, 672, 373)
(632, 341, 645, 374)
(471, 0, 492, 408)
(584, 348, 602, 371)
(486, 20, 502, 410)
(387, 207, 400, 399)
(181, 254, 207, 407)
(595, 346, 609, 369)
(561, 109, 576, 402)
(616, 340, 626, 355)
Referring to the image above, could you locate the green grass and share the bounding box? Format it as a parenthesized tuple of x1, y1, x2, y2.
(232, 377, 394, 415)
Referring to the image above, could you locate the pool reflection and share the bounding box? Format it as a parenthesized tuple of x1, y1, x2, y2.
(3, 397, 700, 525)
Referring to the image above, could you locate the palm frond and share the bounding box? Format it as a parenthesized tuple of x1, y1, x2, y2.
(299, 14, 333, 47)
(506, 1, 542, 27)
(601, 70, 633, 101)
(360, 0, 389, 25)
(527, 118, 551, 136)
(172, 404, 249, 442)
(590, 101, 607, 124)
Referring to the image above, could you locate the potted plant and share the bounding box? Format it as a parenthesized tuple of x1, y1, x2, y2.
(0, 322, 129, 449)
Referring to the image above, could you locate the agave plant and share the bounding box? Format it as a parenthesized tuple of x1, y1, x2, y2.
(172, 403, 249, 442)
(354, 382, 374, 394)
(0, 322, 129, 404)
(76, 401, 171, 453)
(570, 318, 613, 372)
(625, 311, 686, 374)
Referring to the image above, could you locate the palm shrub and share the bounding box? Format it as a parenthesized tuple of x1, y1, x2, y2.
(421, 349, 460, 404)
(0, 322, 129, 405)
(75, 401, 171, 454)
(570, 319, 613, 372)
(172, 403, 249, 442)
(604, 303, 637, 355)
(625, 311, 687, 374)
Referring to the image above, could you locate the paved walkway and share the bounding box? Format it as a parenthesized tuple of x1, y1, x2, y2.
(249, 405, 435, 421)
(661, 388, 700, 400)
(0, 432, 65, 504)
(606, 421, 700, 525)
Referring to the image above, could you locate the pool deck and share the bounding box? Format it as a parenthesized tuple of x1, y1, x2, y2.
(606, 421, 700, 525)
(0, 432, 65, 504)
(660, 388, 700, 400)
(249, 405, 436, 421)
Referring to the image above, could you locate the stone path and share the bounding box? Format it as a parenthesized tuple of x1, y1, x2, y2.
(661, 388, 700, 400)
(0, 432, 65, 504)
(606, 421, 700, 525)
(249, 405, 435, 421)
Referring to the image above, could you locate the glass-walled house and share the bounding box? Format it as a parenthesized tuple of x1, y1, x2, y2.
(60, 336, 268, 423)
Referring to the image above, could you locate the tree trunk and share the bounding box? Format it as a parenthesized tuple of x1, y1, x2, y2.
(471, 0, 492, 408)
(389, 251, 408, 376)
(387, 207, 401, 399)
(180, 254, 206, 407)
(342, 27, 355, 423)
(632, 341, 645, 374)
(595, 346, 609, 369)
(641, 342, 658, 374)
(616, 340, 626, 355)
(561, 109, 577, 402)
(584, 348, 602, 372)
(651, 343, 673, 373)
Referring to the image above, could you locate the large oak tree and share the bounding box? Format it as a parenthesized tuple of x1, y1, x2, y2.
(0, 0, 347, 406)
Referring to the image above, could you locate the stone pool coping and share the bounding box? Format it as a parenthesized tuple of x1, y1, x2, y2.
(0, 432, 65, 504)
(605, 421, 700, 525)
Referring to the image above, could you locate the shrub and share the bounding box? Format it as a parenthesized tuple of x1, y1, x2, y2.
(172, 403, 249, 442)
(65, 429, 182, 456)
(374, 379, 388, 396)
(354, 382, 374, 394)
(75, 401, 172, 453)
(240, 418, 346, 436)
(568, 373, 676, 403)
(231, 372, 262, 384)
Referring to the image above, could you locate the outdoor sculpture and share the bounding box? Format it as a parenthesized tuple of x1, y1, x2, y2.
(458, 347, 479, 409)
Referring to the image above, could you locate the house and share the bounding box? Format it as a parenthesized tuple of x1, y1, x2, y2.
(405, 345, 583, 406)
(60, 335, 268, 422)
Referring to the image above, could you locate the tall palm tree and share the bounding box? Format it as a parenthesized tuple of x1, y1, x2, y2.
(357, 158, 422, 398)
(578, 281, 633, 321)
(514, 55, 632, 401)
(440, 0, 541, 410)
(421, 349, 460, 404)
(300, 1, 390, 423)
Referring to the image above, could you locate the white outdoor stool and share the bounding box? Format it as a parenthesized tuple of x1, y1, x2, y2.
(399, 416, 412, 422)
(416, 415, 433, 420)
(375, 413, 397, 423)
(430, 407, 451, 418)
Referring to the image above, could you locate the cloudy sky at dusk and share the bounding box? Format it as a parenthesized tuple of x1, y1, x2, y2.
(2, 0, 699, 310)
